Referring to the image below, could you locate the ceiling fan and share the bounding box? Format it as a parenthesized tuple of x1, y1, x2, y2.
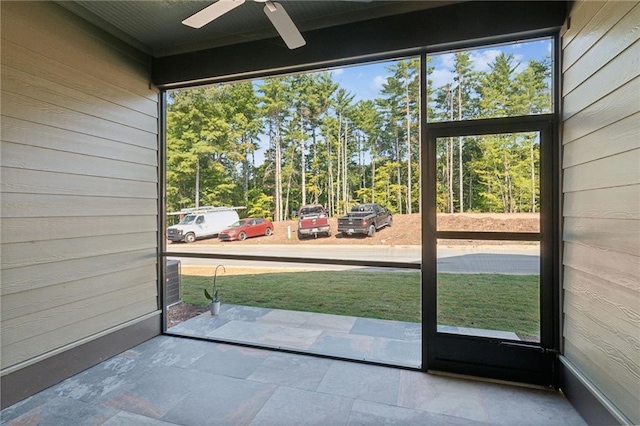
(182, 0, 306, 50)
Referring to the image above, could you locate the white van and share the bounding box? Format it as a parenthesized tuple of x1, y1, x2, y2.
(167, 206, 242, 243)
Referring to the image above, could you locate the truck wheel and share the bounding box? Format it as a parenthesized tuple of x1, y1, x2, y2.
(265, 227, 273, 236)
(367, 224, 376, 237)
(239, 232, 247, 241)
(184, 233, 196, 243)
(387, 216, 393, 227)
(326, 230, 332, 237)
(297, 230, 304, 240)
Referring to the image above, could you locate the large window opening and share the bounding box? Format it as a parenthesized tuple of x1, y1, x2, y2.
(163, 58, 423, 368)
(161, 36, 558, 381)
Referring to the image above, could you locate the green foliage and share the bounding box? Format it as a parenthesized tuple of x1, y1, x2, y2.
(166, 49, 551, 218)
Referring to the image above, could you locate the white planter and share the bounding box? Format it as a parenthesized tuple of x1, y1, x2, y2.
(210, 301, 221, 316)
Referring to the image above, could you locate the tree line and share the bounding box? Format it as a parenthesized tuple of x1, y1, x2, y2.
(166, 51, 551, 221)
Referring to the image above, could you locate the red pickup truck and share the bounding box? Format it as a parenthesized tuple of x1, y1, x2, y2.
(297, 204, 331, 239)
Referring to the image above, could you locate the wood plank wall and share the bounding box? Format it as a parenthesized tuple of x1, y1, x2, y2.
(561, 1, 640, 423)
(0, 2, 159, 372)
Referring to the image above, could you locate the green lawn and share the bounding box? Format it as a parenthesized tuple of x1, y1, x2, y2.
(180, 270, 539, 339)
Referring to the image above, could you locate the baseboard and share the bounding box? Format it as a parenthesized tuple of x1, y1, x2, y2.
(1, 312, 161, 409)
(559, 356, 629, 425)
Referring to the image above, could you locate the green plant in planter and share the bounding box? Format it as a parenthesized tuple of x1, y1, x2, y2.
(204, 264, 225, 303)
(203, 287, 218, 303)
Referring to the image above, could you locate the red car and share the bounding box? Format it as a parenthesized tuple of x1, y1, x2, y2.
(218, 218, 274, 241)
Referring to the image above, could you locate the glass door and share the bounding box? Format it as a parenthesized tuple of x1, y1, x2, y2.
(423, 117, 559, 386)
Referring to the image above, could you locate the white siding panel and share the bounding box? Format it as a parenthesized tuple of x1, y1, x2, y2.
(1, 168, 157, 199)
(563, 40, 639, 119)
(562, 2, 640, 423)
(2, 193, 157, 218)
(562, 1, 606, 49)
(563, 3, 640, 95)
(563, 217, 640, 257)
(563, 329, 640, 423)
(564, 242, 639, 293)
(1, 91, 157, 150)
(2, 232, 157, 270)
(564, 185, 640, 220)
(563, 149, 640, 192)
(562, 77, 639, 143)
(2, 143, 157, 182)
(0, 1, 159, 371)
(0, 216, 158, 244)
(1, 264, 158, 321)
(562, 113, 639, 166)
(2, 282, 157, 347)
(562, 1, 636, 72)
(1, 40, 157, 117)
(564, 267, 640, 335)
(563, 303, 639, 379)
(1, 299, 158, 370)
(2, 116, 157, 166)
(2, 65, 157, 134)
(0, 2, 154, 99)
(1, 249, 157, 296)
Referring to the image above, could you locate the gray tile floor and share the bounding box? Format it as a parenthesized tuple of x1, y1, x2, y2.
(169, 305, 422, 367)
(167, 305, 520, 369)
(1, 335, 586, 425)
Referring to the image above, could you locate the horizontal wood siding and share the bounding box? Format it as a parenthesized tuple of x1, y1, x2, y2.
(561, 1, 640, 424)
(0, 2, 159, 372)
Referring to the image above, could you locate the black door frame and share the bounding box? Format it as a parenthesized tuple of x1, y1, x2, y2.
(421, 114, 560, 386)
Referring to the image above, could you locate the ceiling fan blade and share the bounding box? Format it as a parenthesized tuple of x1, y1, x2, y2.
(182, 0, 246, 29)
(263, 1, 306, 50)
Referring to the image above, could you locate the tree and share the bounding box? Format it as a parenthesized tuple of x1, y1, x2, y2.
(225, 82, 261, 204)
(166, 87, 236, 212)
(165, 50, 550, 220)
(259, 78, 289, 221)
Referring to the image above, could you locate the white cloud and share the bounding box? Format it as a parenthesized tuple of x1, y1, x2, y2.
(439, 53, 456, 70)
(429, 68, 454, 88)
(331, 68, 344, 76)
(470, 49, 502, 72)
(371, 75, 388, 92)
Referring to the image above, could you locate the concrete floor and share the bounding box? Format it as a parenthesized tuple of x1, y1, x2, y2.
(1, 333, 586, 425)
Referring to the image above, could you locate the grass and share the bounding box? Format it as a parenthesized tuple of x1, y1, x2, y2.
(181, 270, 539, 339)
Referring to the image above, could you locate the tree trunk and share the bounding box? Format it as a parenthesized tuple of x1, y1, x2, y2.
(301, 141, 306, 206)
(195, 157, 200, 209)
(458, 137, 463, 213)
(275, 122, 283, 221)
(448, 138, 454, 213)
(371, 151, 376, 203)
(328, 135, 334, 215)
(531, 141, 536, 213)
(313, 129, 319, 204)
(242, 135, 249, 204)
(406, 87, 412, 214)
(343, 120, 349, 211)
(300, 115, 306, 207)
(336, 114, 342, 214)
(457, 80, 464, 213)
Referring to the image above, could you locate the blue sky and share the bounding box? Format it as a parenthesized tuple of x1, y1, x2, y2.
(327, 38, 553, 102)
(252, 38, 552, 164)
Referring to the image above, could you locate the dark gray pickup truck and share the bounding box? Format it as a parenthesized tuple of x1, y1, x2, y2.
(337, 203, 393, 237)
